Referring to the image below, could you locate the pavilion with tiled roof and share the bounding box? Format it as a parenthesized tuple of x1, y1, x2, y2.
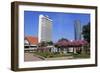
(24, 36, 38, 52)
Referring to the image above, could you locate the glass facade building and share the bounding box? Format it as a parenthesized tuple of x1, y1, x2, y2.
(74, 20, 82, 40)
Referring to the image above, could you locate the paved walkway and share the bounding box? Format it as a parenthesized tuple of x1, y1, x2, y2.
(45, 56, 73, 60)
(24, 52, 43, 61)
(24, 52, 73, 61)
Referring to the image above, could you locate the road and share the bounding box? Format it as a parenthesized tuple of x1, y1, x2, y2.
(24, 52, 73, 61)
(24, 52, 43, 61)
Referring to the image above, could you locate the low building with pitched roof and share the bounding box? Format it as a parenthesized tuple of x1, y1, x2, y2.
(24, 36, 38, 52)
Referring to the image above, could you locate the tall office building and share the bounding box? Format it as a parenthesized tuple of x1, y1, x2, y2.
(38, 15, 52, 43)
(74, 20, 82, 40)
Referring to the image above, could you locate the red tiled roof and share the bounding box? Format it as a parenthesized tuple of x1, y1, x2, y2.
(25, 36, 38, 45)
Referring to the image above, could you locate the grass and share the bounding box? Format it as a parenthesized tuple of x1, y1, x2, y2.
(33, 51, 90, 59)
(73, 53, 90, 59)
(34, 52, 72, 58)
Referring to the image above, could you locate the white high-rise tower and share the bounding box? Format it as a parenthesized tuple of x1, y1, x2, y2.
(38, 15, 52, 43)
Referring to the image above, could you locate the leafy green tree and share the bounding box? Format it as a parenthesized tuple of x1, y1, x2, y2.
(82, 22, 90, 43)
(47, 41, 53, 45)
(38, 41, 47, 47)
(58, 38, 69, 42)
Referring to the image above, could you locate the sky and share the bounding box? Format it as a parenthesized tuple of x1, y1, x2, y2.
(24, 11, 90, 42)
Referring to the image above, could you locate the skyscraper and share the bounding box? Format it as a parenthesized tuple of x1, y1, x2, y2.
(74, 20, 82, 40)
(38, 15, 52, 43)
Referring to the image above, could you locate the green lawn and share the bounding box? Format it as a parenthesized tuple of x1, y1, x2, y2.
(33, 51, 90, 59)
(34, 52, 72, 58)
(73, 53, 90, 59)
